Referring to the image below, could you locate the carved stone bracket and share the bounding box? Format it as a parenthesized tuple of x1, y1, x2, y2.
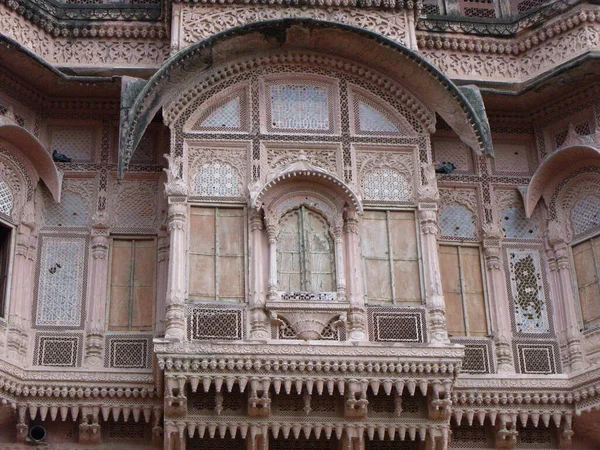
(267, 302, 347, 341)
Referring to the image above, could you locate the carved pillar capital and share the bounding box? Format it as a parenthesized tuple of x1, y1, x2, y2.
(91, 235, 109, 260)
(249, 208, 264, 231)
(418, 206, 440, 236)
(167, 202, 187, 231)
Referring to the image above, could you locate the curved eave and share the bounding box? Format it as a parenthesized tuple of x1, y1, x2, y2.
(118, 19, 493, 177)
(524, 145, 600, 218)
(254, 169, 363, 214)
(0, 125, 62, 202)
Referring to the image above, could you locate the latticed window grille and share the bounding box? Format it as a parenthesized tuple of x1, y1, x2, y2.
(365, 439, 419, 449)
(186, 305, 244, 340)
(102, 421, 153, 443)
(367, 307, 426, 343)
(105, 336, 151, 369)
(112, 180, 158, 233)
(514, 0, 548, 14)
(517, 425, 557, 448)
(507, 249, 550, 334)
(194, 161, 240, 197)
(439, 245, 488, 337)
(501, 207, 538, 239)
(45, 191, 89, 228)
(35, 236, 87, 327)
(269, 84, 330, 131)
(188, 437, 246, 450)
(188, 207, 246, 302)
(108, 239, 156, 332)
(460, 0, 496, 18)
(361, 211, 421, 305)
(200, 97, 241, 128)
(572, 235, 600, 329)
(451, 425, 493, 448)
(49, 125, 95, 161)
(34, 333, 81, 367)
(357, 101, 401, 134)
(493, 142, 532, 175)
(514, 342, 558, 374)
(362, 168, 411, 202)
(451, 339, 494, 374)
(277, 206, 335, 293)
(571, 195, 600, 237)
(439, 204, 476, 239)
(0, 178, 13, 216)
(432, 139, 472, 173)
(271, 437, 338, 450)
(421, 0, 441, 15)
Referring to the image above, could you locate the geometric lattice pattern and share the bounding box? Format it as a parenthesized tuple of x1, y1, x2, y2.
(200, 97, 241, 129)
(35, 236, 87, 327)
(571, 195, 600, 237)
(501, 207, 538, 239)
(194, 161, 240, 197)
(516, 0, 548, 14)
(508, 249, 550, 334)
(102, 421, 153, 443)
(0, 178, 13, 216)
(188, 438, 246, 450)
(269, 84, 330, 131)
(439, 204, 476, 239)
(432, 139, 472, 172)
(112, 180, 158, 233)
(186, 305, 244, 341)
(493, 143, 531, 175)
(49, 125, 95, 162)
(362, 168, 411, 202)
(358, 101, 400, 134)
(44, 191, 89, 228)
(105, 336, 152, 369)
(451, 425, 493, 447)
(34, 333, 82, 367)
(367, 307, 426, 343)
(514, 342, 558, 374)
(450, 339, 494, 374)
(517, 425, 557, 448)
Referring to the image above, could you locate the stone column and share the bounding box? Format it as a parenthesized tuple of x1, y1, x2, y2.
(249, 209, 269, 339)
(164, 201, 187, 341)
(548, 222, 584, 371)
(344, 209, 367, 341)
(155, 230, 169, 335)
(265, 215, 278, 302)
(6, 222, 33, 362)
(418, 205, 449, 344)
(84, 228, 110, 367)
(333, 223, 347, 303)
(497, 0, 513, 18)
(482, 225, 515, 373)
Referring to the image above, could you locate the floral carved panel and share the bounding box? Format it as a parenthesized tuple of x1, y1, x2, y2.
(179, 5, 409, 49)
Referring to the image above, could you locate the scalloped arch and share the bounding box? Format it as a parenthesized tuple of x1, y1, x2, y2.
(118, 19, 493, 177)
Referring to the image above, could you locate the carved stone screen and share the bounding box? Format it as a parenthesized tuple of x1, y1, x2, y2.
(360, 210, 420, 305)
(439, 245, 487, 337)
(507, 249, 550, 334)
(268, 84, 330, 131)
(108, 239, 156, 331)
(35, 236, 87, 328)
(188, 207, 245, 302)
(277, 206, 335, 293)
(571, 195, 600, 238)
(0, 178, 13, 216)
(572, 235, 600, 328)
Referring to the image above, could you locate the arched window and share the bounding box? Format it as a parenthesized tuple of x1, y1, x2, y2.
(0, 178, 13, 216)
(276, 206, 335, 293)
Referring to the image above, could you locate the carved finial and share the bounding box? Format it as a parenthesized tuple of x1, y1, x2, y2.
(163, 153, 187, 196)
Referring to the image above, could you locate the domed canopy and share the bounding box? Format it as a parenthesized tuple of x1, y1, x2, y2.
(118, 19, 493, 177)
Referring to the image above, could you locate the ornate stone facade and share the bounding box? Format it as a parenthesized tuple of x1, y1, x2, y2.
(1, 0, 600, 449)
